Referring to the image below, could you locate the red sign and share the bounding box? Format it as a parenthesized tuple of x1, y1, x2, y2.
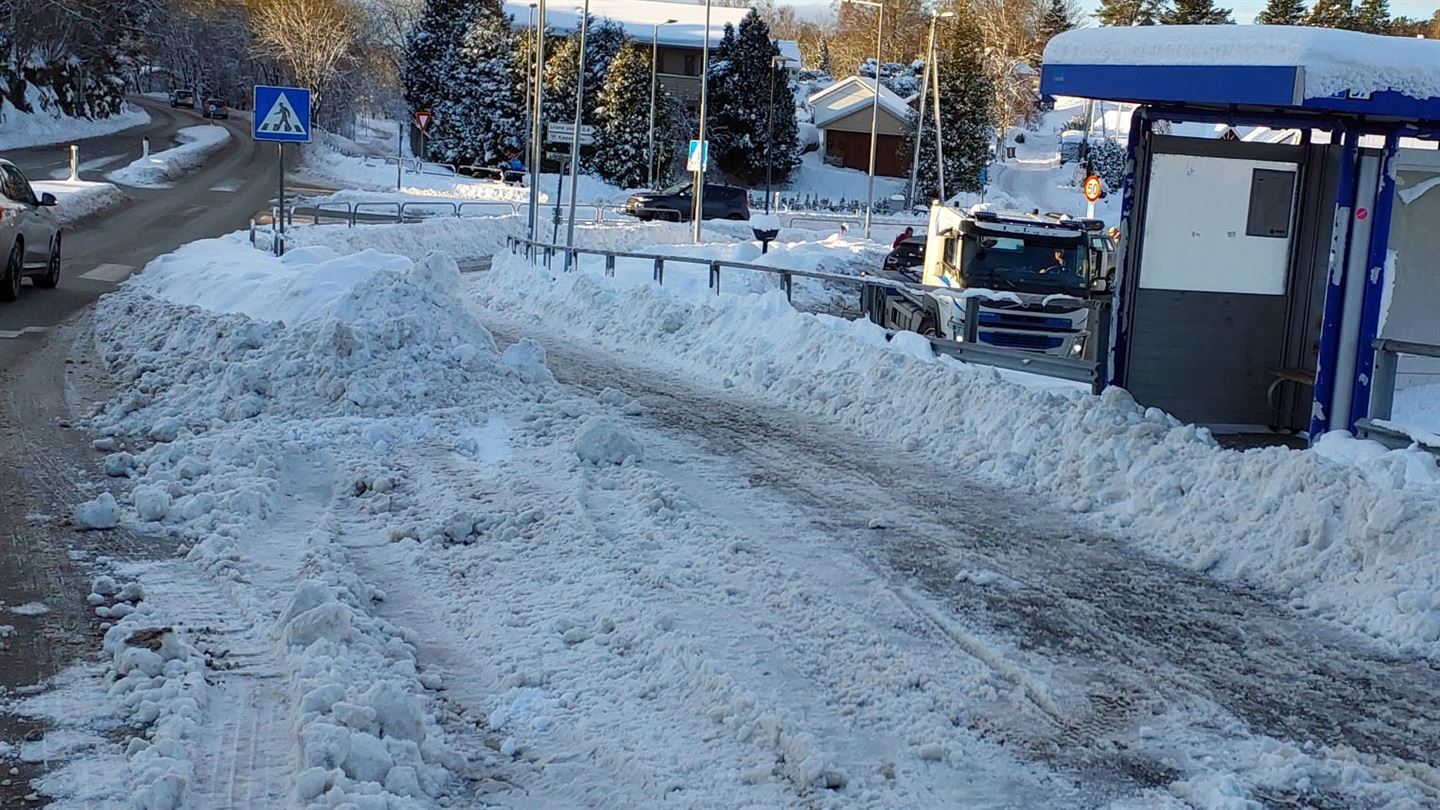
(415, 109, 433, 132)
(1356, 207, 1369, 220)
(1082, 174, 1103, 203)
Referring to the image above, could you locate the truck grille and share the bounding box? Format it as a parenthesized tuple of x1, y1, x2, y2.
(978, 332, 1065, 351)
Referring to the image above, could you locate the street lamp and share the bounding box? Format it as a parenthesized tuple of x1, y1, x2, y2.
(527, 0, 548, 242)
(906, 10, 954, 212)
(648, 18, 679, 189)
(564, 0, 589, 270)
(525, 4, 537, 187)
(765, 54, 797, 215)
(842, 0, 883, 240)
(692, 0, 713, 243)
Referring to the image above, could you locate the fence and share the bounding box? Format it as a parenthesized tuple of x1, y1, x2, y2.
(505, 236, 1109, 393)
(361, 155, 459, 177)
(1356, 338, 1440, 453)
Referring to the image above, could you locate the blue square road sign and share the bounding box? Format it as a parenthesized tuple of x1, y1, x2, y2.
(253, 85, 312, 143)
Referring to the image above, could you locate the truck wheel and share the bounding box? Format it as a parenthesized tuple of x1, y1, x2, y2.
(35, 235, 60, 289)
(1, 243, 21, 302)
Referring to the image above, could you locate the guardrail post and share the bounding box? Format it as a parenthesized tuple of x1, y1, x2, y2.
(964, 297, 981, 343)
(781, 272, 793, 303)
(1090, 301, 1111, 395)
(605, 254, 616, 278)
(653, 258, 664, 285)
(1370, 341, 1396, 421)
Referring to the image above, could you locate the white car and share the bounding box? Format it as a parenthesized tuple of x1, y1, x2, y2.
(0, 158, 61, 302)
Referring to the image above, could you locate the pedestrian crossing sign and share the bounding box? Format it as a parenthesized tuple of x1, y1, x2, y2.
(252, 85, 312, 143)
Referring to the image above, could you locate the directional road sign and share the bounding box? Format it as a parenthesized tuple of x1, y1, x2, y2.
(253, 85, 312, 143)
(547, 122, 595, 145)
(687, 139, 709, 172)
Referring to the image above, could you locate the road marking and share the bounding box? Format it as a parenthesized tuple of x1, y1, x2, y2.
(79, 263, 135, 283)
(0, 326, 47, 340)
(209, 181, 241, 192)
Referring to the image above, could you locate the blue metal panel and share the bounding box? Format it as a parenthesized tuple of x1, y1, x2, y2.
(1309, 127, 1361, 439)
(1042, 65, 1302, 109)
(1346, 132, 1399, 430)
(1303, 91, 1440, 124)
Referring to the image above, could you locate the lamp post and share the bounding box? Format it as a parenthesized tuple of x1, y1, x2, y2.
(527, 0, 547, 242)
(564, 0, 589, 270)
(842, 0, 883, 240)
(765, 54, 797, 215)
(525, 4, 537, 185)
(692, 0, 713, 243)
(906, 10, 953, 212)
(648, 18, 679, 190)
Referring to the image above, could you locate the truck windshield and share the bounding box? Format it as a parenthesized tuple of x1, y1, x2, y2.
(960, 236, 1087, 293)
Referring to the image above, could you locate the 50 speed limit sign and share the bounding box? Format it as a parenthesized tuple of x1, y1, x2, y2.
(1083, 174, 1103, 203)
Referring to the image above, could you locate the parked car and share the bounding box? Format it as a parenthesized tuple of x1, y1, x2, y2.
(169, 89, 195, 108)
(204, 99, 229, 119)
(0, 159, 61, 302)
(623, 182, 750, 222)
(882, 235, 926, 280)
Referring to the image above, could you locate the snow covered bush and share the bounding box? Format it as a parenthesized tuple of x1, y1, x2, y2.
(1088, 137, 1127, 192)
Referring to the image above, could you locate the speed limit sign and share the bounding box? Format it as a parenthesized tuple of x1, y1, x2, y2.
(1083, 174, 1103, 203)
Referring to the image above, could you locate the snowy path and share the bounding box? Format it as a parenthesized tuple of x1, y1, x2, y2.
(441, 314, 1440, 808)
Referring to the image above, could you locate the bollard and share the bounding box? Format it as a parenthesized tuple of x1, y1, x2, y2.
(142, 136, 150, 158)
(68, 144, 78, 182)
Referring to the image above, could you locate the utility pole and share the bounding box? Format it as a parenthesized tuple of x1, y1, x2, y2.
(649, 19, 678, 189)
(842, 0, 883, 239)
(691, 0, 713, 243)
(528, 0, 548, 242)
(563, 0, 590, 270)
(907, 11, 953, 211)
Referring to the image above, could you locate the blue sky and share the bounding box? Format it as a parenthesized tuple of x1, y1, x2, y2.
(784, 0, 1439, 27)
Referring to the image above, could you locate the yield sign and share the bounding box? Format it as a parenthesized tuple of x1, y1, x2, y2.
(415, 109, 434, 132)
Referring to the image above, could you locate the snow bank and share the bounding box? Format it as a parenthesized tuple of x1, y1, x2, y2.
(108, 125, 231, 188)
(1044, 25, 1440, 104)
(478, 255, 1440, 657)
(31, 180, 126, 225)
(0, 101, 149, 150)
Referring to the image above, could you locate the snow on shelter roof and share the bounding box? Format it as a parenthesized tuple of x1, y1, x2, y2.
(505, 0, 786, 53)
(1042, 25, 1440, 123)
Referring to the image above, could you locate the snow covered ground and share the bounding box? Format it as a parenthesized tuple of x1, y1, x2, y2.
(108, 125, 231, 188)
(30, 180, 127, 225)
(0, 101, 149, 150)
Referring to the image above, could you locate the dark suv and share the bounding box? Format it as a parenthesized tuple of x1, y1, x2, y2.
(882, 235, 926, 280)
(623, 182, 749, 222)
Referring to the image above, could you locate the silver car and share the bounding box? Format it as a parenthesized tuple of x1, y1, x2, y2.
(0, 158, 60, 302)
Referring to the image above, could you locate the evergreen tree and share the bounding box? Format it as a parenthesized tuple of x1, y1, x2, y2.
(1095, 0, 1165, 26)
(1162, 0, 1234, 23)
(538, 17, 628, 170)
(1038, 0, 1078, 48)
(438, 6, 527, 165)
(909, 14, 992, 201)
(593, 42, 679, 188)
(403, 0, 480, 128)
(706, 11, 800, 185)
(1353, 0, 1389, 31)
(817, 39, 834, 75)
(1305, 0, 1356, 27)
(1255, 0, 1307, 25)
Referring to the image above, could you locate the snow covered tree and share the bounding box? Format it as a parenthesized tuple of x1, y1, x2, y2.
(436, 4, 527, 165)
(706, 11, 800, 185)
(592, 42, 678, 188)
(1037, 0, 1079, 48)
(403, 0, 476, 117)
(1161, 0, 1234, 24)
(1305, 0, 1356, 27)
(816, 39, 834, 75)
(1095, 0, 1165, 26)
(1255, 0, 1308, 25)
(1353, 0, 1389, 32)
(537, 17, 627, 169)
(909, 13, 993, 202)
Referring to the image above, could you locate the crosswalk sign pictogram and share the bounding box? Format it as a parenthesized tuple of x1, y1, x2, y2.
(252, 85, 311, 143)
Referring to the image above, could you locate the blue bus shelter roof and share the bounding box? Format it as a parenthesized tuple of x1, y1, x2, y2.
(1040, 26, 1440, 125)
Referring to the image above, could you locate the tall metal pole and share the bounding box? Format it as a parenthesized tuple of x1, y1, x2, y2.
(765, 58, 776, 215)
(691, 0, 712, 242)
(648, 20, 675, 189)
(276, 143, 285, 257)
(864, 5, 882, 239)
(907, 15, 942, 211)
(564, 0, 589, 270)
(528, 0, 547, 242)
(525, 4, 536, 190)
(931, 32, 946, 203)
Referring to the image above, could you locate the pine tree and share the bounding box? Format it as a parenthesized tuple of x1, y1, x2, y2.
(1305, 0, 1356, 27)
(593, 42, 678, 188)
(817, 39, 834, 75)
(1162, 0, 1234, 24)
(1037, 0, 1078, 48)
(1095, 0, 1166, 26)
(1255, 0, 1307, 25)
(1353, 0, 1389, 31)
(403, 0, 480, 130)
(909, 14, 992, 201)
(706, 11, 800, 185)
(439, 5, 527, 165)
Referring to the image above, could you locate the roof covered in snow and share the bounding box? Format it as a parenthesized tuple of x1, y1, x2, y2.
(1042, 25, 1440, 123)
(504, 0, 797, 59)
(808, 76, 911, 129)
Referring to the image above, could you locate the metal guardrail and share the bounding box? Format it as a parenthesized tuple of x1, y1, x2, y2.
(505, 235, 1107, 392)
(363, 155, 459, 177)
(1358, 338, 1440, 453)
(286, 199, 640, 228)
